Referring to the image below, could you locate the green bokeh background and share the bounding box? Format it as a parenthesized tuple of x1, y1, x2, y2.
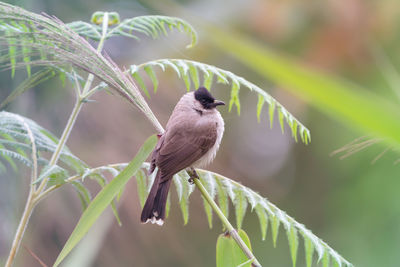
(1, 0, 400, 266)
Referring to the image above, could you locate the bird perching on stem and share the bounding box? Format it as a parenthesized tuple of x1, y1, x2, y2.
(141, 87, 225, 225)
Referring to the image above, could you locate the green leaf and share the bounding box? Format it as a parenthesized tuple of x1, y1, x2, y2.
(303, 234, 314, 267)
(189, 63, 200, 89)
(144, 66, 159, 92)
(228, 81, 240, 115)
(0, 148, 31, 167)
(271, 214, 280, 247)
(216, 229, 252, 267)
(204, 70, 214, 89)
(322, 251, 330, 267)
(291, 120, 298, 142)
(131, 72, 150, 98)
(1, 68, 57, 108)
(268, 100, 276, 128)
(89, 172, 123, 226)
(67, 21, 102, 41)
(286, 226, 299, 267)
(135, 169, 148, 208)
(175, 172, 193, 224)
(6, 30, 16, 78)
(165, 193, 171, 219)
(233, 187, 247, 229)
(177, 64, 191, 91)
(34, 164, 68, 184)
(215, 176, 229, 220)
(199, 172, 216, 228)
(53, 135, 157, 267)
(110, 199, 122, 226)
(254, 204, 268, 240)
(278, 108, 285, 133)
(106, 15, 197, 48)
(256, 95, 265, 123)
(0, 144, 17, 171)
(201, 195, 213, 228)
(71, 181, 91, 211)
(0, 112, 87, 173)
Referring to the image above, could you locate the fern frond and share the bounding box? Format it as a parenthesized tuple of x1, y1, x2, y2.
(106, 16, 197, 48)
(66, 14, 197, 49)
(66, 21, 102, 41)
(130, 59, 311, 144)
(37, 164, 69, 185)
(191, 169, 352, 267)
(0, 2, 163, 132)
(0, 111, 86, 174)
(0, 111, 123, 221)
(0, 67, 57, 108)
(82, 162, 351, 267)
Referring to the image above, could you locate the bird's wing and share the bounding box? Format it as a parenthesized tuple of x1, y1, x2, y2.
(155, 120, 217, 181)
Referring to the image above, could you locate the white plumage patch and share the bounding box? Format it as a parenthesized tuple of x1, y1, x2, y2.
(143, 211, 164, 226)
(144, 217, 164, 226)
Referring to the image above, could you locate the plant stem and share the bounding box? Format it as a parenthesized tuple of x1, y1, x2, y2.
(5, 185, 35, 267)
(81, 12, 108, 96)
(35, 12, 110, 197)
(34, 96, 83, 195)
(192, 177, 262, 267)
(5, 112, 40, 267)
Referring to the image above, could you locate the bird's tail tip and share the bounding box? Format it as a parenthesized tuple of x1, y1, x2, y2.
(141, 215, 164, 226)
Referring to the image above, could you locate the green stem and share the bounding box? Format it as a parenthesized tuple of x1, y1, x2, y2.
(81, 12, 108, 96)
(5, 184, 35, 267)
(5, 111, 40, 267)
(193, 178, 262, 267)
(33, 175, 81, 204)
(35, 13, 110, 197)
(34, 96, 83, 195)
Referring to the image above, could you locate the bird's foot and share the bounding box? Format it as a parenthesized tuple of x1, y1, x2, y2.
(187, 167, 199, 184)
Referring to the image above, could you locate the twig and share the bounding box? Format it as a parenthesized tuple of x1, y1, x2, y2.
(23, 245, 48, 267)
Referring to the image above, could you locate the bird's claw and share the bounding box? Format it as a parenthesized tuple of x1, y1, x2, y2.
(187, 168, 199, 184)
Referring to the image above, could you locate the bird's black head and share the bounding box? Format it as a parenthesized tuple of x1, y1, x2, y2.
(194, 87, 225, 109)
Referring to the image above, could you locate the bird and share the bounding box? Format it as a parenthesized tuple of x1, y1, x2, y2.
(141, 87, 225, 225)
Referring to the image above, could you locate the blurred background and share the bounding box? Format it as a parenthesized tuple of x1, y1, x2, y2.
(1, 0, 400, 266)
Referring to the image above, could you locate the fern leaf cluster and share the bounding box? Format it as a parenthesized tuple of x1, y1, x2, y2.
(130, 59, 311, 144)
(0, 111, 84, 175)
(67, 15, 197, 48)
(79, 162, 352, 267)
(0, 111, 123, 221)
(0, 3, 162, 132)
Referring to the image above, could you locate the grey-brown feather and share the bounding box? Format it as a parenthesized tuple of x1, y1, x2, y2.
(142, 91, 224, 224)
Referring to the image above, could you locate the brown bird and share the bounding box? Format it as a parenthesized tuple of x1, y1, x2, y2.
(141, 87, 225, 225)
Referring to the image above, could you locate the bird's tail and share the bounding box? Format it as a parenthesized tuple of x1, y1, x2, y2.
(140, 170, 172, 226)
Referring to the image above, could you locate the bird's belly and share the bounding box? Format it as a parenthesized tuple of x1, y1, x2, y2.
(194, 144, 219, 167)
(193, 112, 224, 168)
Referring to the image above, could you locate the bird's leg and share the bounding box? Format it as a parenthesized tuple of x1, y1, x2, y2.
(187, 167, 199, 184)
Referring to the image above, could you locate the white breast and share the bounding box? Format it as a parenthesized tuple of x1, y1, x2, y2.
(194, 110, 224, 168)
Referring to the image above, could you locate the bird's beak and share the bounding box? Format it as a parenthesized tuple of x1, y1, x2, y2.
(213, 100, 225, 107)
